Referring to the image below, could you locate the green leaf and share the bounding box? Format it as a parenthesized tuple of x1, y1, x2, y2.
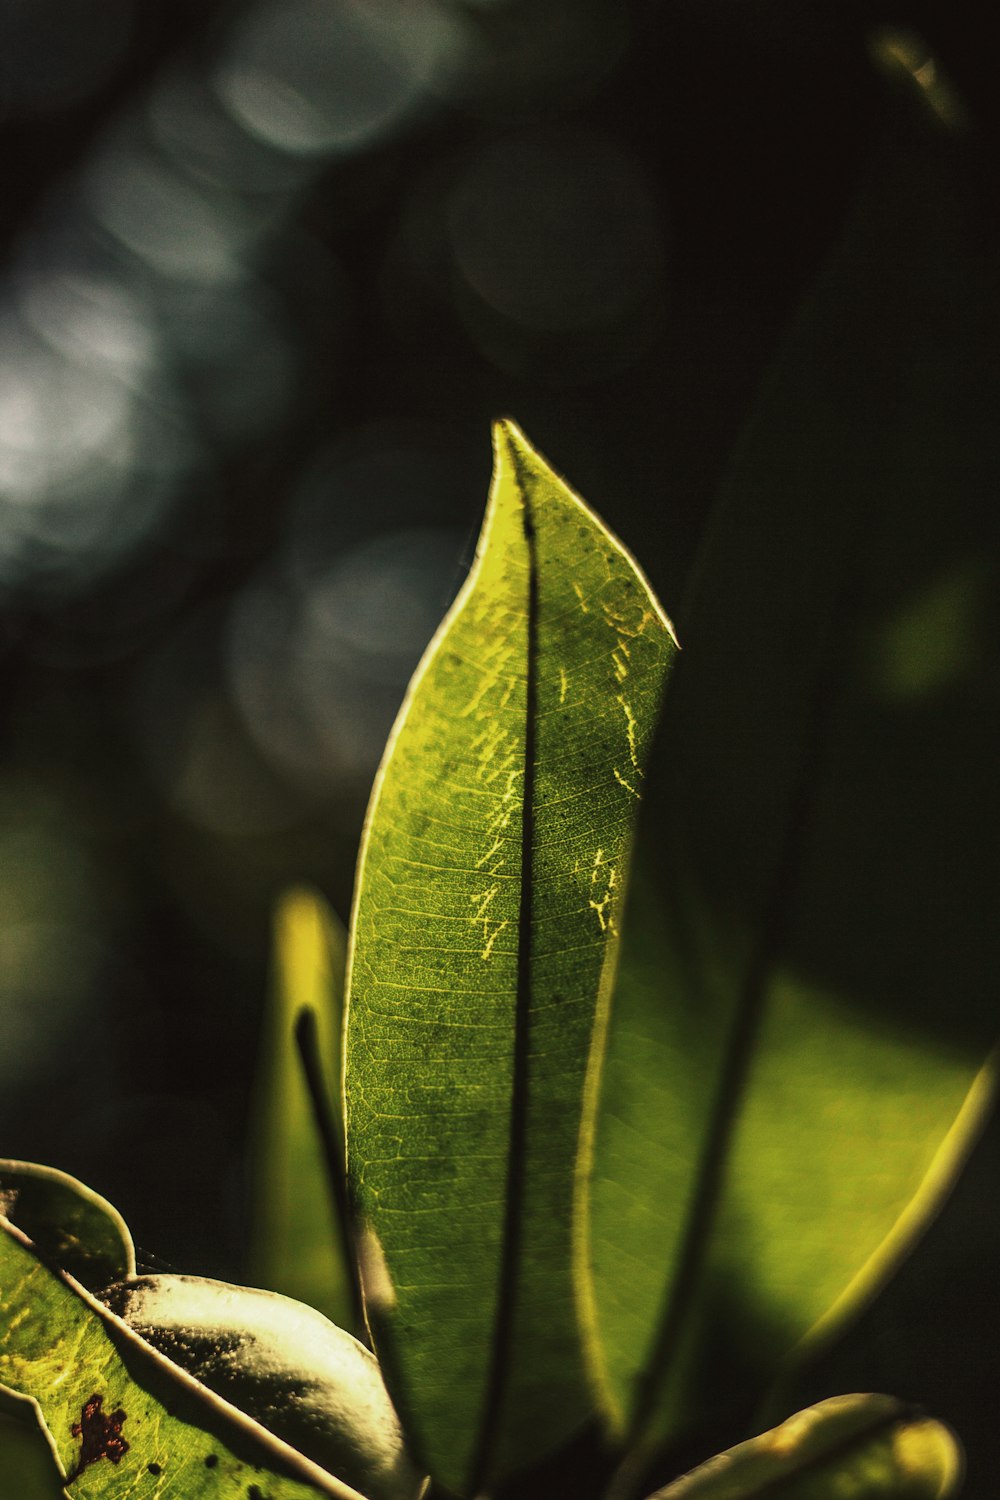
(649, 1395, 962, 1500)
(579, 94, 1000, 1451)
(344, 420, 677, 1493)
(104, 1275, 423, 1500)
(0, 1402, 65, 1500)
(0, 1215, 365, 1499)
(0, 1160, 135, 1292)
(248, 887, 357, 1331)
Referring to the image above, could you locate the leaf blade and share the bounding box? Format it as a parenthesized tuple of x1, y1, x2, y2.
(581, 94, 1000, 1450)
(248, 887, 356, 1331)
(344, 420, 677, 1492)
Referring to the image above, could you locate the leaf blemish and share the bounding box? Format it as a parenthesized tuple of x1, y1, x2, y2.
(68, 1393, 129, 1479)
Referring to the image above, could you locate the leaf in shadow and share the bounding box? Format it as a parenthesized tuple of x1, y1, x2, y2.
(0, 1160, 135, 1292)
(344, 421, 678, 1493)
(579, 86, 1000, 1455)
(0, 1403, 65, 1500)
(648, 1395, 961, 1500)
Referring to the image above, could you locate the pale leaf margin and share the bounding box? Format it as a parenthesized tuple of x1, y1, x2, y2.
(796, 1047, 997, 1358)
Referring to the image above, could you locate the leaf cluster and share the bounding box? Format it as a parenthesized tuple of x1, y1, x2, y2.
(2, 78, 998, 1500)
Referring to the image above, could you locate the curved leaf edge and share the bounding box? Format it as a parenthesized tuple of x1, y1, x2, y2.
(647, 1394, 963, 1500)
(342, 416, 678, 1489)
(0, 1158, 136, 1287)
(795, 1049, 996, 1361)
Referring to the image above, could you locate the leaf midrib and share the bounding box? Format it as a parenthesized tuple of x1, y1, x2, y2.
(468, 441, 540, 1495)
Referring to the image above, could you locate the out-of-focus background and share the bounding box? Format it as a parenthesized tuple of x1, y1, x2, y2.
(1, 0, 997, 1492)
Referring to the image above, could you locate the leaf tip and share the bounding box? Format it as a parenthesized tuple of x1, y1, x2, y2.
(893, 1417, 965, 1499)
(491, 417, 545, 492)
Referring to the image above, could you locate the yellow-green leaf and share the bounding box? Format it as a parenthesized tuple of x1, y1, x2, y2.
(248, 887, 355, 1330)
(650, 1395, 962, 1500)
(344, 420, 677, 1493)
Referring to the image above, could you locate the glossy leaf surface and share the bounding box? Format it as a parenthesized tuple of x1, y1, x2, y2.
(0, 1216, 362, 1500)
(580, 96, 1000, 1447)
(345, 420, 677, 1492)
(651, 1395, 961, 1500)
(249, 888, 355, 1330)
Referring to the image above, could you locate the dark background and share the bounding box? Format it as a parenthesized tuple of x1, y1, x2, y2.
(1, 0, 997, 1494)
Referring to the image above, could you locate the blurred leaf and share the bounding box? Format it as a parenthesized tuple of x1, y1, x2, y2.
(649, 1395, 962, 1500)
(0, 1405, 64, 1500)
(344, 419, 677, 1493)
(249, 887, 356, 1331)
(103, 1274, 423, 1500)
(0, 1159, 135, 1291)
(579, 94, 1000, 1450)
(0, 1215, 363, 1499)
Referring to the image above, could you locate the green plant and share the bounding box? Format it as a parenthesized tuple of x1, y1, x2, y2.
(0, 413, 992, 1500)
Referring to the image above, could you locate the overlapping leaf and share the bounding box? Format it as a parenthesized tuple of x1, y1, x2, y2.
(0, 1213, 366, 1499)
(344, 421, 677, 1493)
(0, 1160, 134, 1291)
(650, 1395, 961, 1500)
(579, 90, 1000, 1452)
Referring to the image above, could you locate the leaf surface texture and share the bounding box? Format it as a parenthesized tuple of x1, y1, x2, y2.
(345, 420, 677, 1492)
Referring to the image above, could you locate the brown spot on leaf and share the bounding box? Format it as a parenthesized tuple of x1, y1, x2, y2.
(68, 1393, 129, 1479)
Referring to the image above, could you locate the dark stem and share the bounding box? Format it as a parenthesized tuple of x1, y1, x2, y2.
(294, 1006, 365, 1338)
(468, 469, 540, 1494)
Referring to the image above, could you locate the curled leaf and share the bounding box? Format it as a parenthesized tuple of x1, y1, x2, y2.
(649, 1395, 962, 1500)
(104, 1274, 424, 1500)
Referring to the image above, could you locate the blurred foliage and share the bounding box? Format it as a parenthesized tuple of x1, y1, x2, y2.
(248, 887, 355, 1331)
(0, 0, 997, 1495)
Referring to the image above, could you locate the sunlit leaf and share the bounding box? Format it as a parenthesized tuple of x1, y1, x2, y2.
(248, 887, 356, 1331)
(649, 1395, 962, 1500)
(344, 419, 677, 1493)
(0, 1160, 135, 1292)
(579, 94, 1000, 1450)
(104, 1275, 423, 1500)
(0, 1214, 365, 1499)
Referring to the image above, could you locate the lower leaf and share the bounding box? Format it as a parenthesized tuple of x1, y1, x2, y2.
(1, 1215, 364, 1499)
(649, 1395, 961, 1500)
